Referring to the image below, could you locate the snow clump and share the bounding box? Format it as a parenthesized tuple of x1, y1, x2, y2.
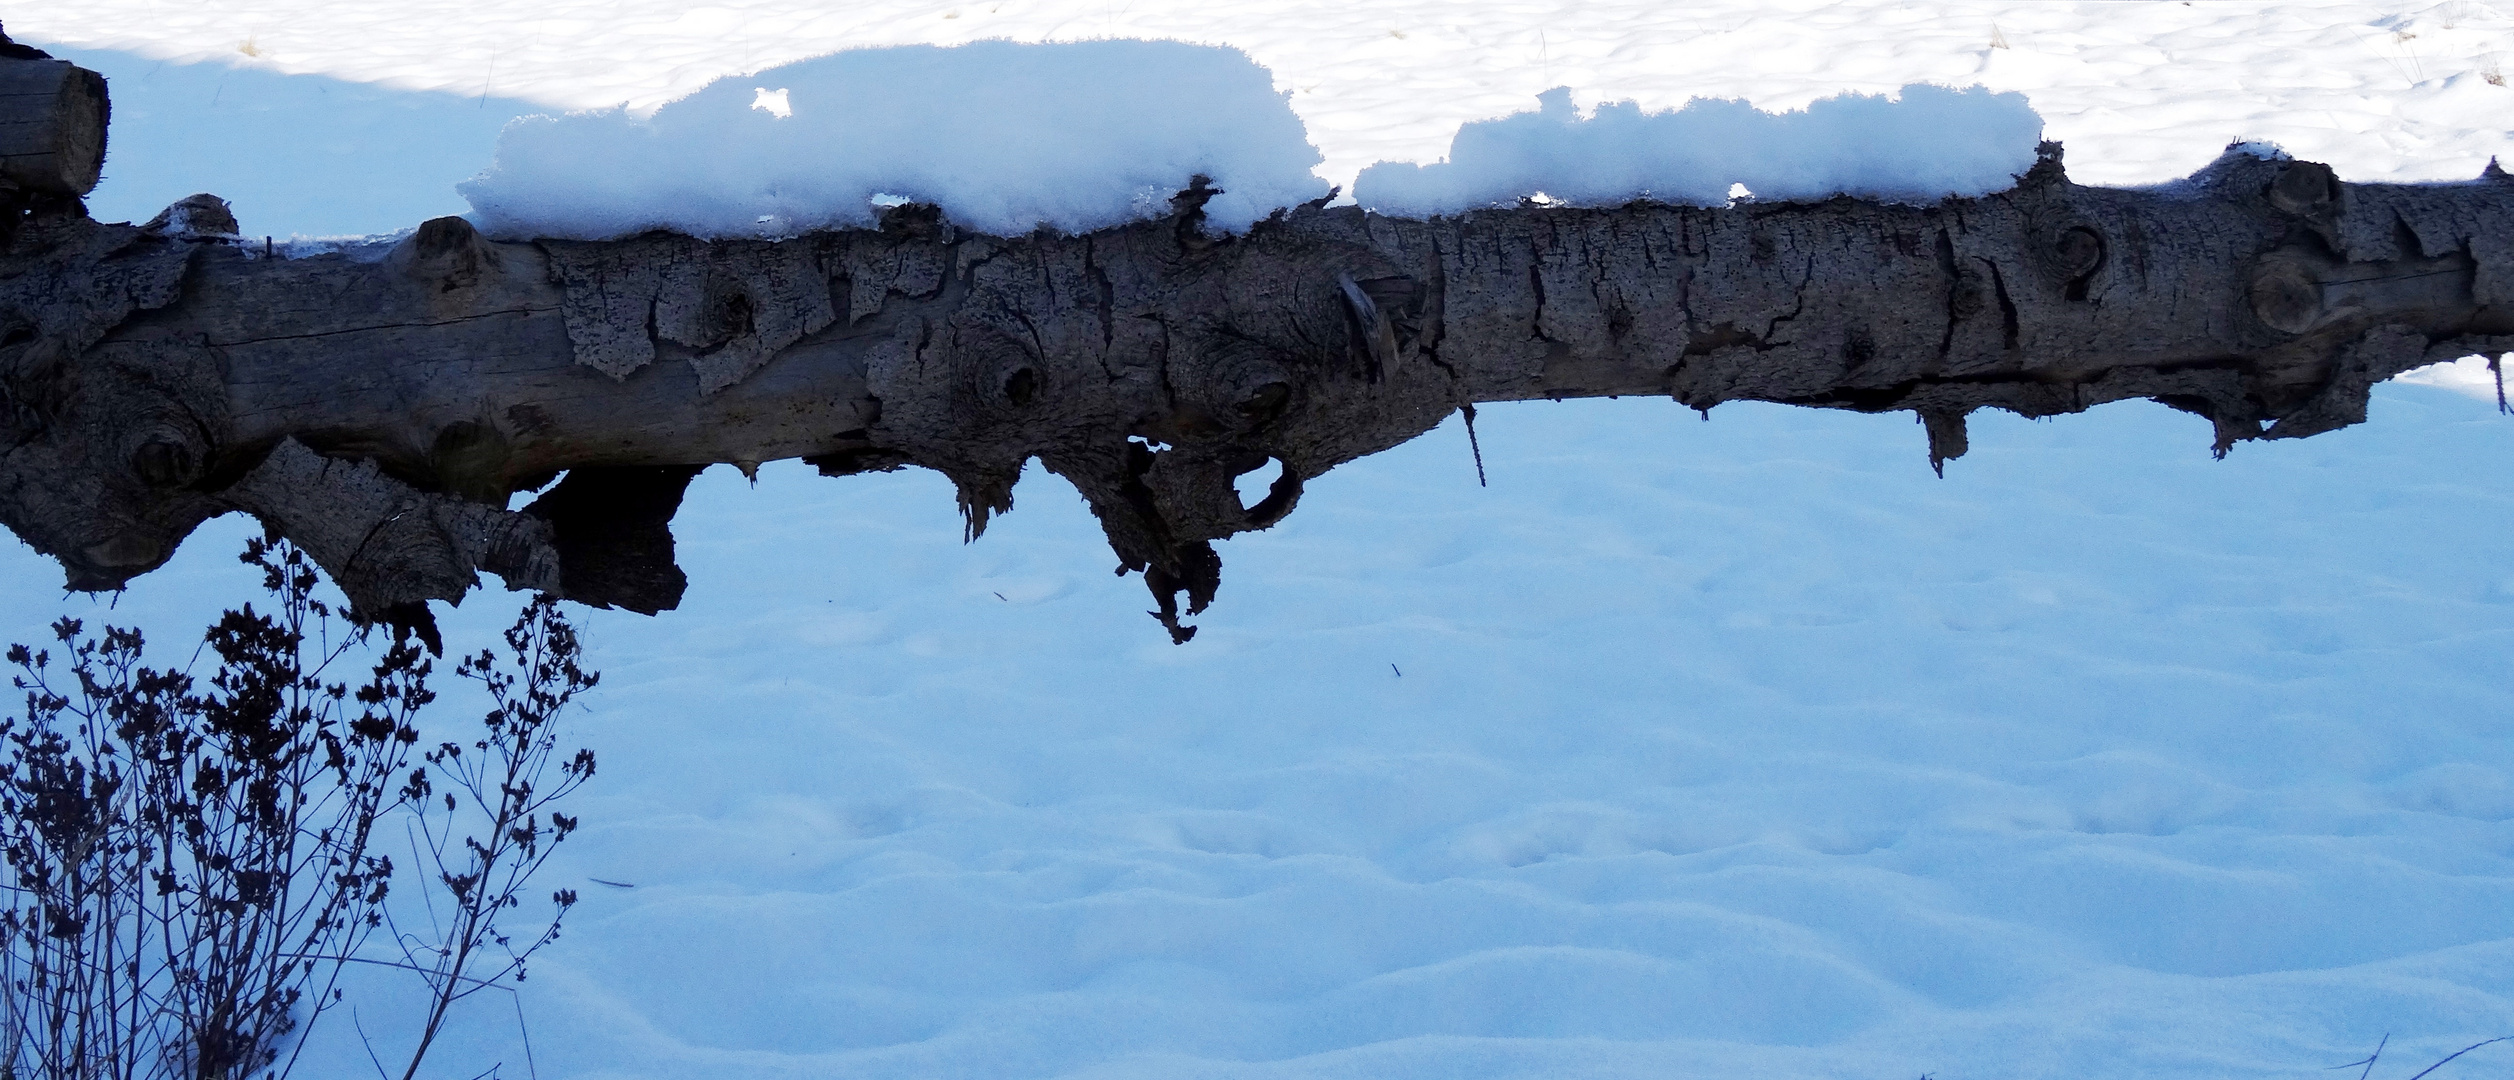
(459, 40, 1331, 240)
(1354, 83, 2044, 217)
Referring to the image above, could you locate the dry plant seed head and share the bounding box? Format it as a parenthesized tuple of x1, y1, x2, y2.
(384, 590, 598, 1080)
(2, 537, 597, 1080)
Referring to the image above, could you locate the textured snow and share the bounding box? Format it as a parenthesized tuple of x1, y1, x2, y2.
(460, 41, 1329, 239)
(1355, 83, 2043, 216)
(9, 2, 2514, 1079)
(2397, 354, 2511, 403)
(476, 47, 2042, 237)
(21, 0, 2514, 199)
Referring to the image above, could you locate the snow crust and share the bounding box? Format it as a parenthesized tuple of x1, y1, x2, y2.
(1355, 84, 2042, 216)
(458, 41, 1329, 239)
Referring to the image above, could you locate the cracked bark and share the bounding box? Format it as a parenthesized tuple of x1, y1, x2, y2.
(3, 61, 2510, 642)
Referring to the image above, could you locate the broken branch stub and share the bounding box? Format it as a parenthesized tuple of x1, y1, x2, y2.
(1, 128, 2509, 640)
(0, 32, 108, 212)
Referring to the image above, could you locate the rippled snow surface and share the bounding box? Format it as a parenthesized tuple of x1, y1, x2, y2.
(8, 2, 2514, 1077)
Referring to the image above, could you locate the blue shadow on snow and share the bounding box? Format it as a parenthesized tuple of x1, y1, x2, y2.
(39, 42, 540, 238)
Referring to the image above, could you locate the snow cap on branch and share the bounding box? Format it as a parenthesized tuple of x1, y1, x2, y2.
(1354, 83, 2044, 217)
(458, 40, 1330, 240)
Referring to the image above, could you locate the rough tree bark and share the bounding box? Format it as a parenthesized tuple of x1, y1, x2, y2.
(2, 50, 2508, 641)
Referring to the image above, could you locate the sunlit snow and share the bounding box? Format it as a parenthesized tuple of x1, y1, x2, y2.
(461, 41, 1329, 238)
(7, 2, 2514, 1078)
(1355, 83, 2043, 216)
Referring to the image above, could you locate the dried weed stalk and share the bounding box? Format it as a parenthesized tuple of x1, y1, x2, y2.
(0, 539, 598, 1080)
(385, 596, 595, 1080)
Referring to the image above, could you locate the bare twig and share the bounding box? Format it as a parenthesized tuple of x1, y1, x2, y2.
(387, 596, 595, 1080)
(2403, 1036, 2510, 1080)
(1, 538, 431, 1079)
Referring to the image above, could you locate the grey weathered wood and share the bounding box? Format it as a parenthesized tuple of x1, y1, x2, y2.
(1, 143, 2508, 641)
(0, 54, 106, 198)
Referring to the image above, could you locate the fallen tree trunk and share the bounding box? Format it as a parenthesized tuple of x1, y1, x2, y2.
(2, 59, 2508, 641)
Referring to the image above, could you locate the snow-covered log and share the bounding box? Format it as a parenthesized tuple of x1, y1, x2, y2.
(2, 63, 2508, 640)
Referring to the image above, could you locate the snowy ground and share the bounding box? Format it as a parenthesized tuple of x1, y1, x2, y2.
(8, 2, 2514, 1077)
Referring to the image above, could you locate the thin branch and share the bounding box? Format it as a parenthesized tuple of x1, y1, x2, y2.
(2404, 1036, 2511, 1080)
